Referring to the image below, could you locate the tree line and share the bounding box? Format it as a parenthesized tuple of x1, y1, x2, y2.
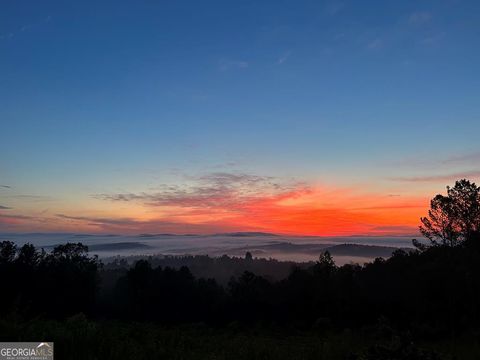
(0, 179, 479, 357)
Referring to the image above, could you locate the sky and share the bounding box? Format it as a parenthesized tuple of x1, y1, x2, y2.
(1, 0, 479, 236)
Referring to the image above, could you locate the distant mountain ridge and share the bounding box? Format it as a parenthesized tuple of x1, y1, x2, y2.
(212, 232, 279, 237)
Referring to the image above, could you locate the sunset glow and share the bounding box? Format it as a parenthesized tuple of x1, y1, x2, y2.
(0, 175, 442, 236)
(1, 1, 479, 237)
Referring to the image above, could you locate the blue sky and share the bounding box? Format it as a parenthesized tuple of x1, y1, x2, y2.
(0, 0, 479, 234)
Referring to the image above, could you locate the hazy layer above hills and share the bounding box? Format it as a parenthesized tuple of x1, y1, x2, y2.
(0, 232, 419, 265)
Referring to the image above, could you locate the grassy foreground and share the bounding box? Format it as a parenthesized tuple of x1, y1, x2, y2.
(1, 315, 479, 360)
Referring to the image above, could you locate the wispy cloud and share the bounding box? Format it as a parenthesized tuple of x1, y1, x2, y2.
(219, 59, 248, 71)
(370, 225, 418, 234)
(91, 171, 426, 236)
(389, 170, 480, 183)
(443, 151, 480, 164)
(55, 213, 245, 234)
(0, 33, 14, 40)
(0, 15, 52, 41)
(389, 150, 480, 169)
(94, 172, 299, 211)
(352, 204, 425, 211)
(4, 194, 54, 202)
(276, 51, 291, 65)
(56, 214, 140, 227)
(419, 32, 445, 45)
(409, 11, 432, 25)
(0, 205, 12, 210)
(209, 161, 239, 170)
(325, 1, 344, 16)
(0, 185, 11, 189)
(0, 214, 34, 227)
(0, 214, 32, 220)
(93, 193, 145, 202)
(367, 38, 383, 49)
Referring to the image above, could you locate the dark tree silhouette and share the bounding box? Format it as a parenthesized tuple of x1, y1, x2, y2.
(419, 179, 480, 247)
(0, 241, 16, 264)
(316, 250, 335, 270)
(16, 243, 42, 266)
(39, 243, 101, 317)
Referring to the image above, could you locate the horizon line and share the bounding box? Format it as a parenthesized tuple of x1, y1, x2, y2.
(0, 231, 423, 238)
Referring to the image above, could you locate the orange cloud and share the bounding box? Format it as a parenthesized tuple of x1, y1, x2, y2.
(85, 175, 428, 236)
(5, 173, 430, 236)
